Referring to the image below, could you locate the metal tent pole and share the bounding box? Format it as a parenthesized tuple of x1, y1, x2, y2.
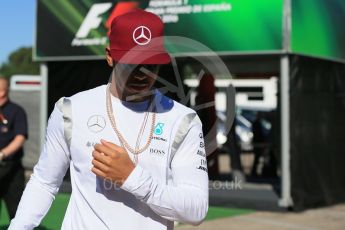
(40, 63, 48, 149)
(279, 55, 293, 207)
(279, 0, 293, 208)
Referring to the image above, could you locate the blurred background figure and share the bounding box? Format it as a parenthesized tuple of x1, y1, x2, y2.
(251, 111, 277, 178)
(225, 118, 245, 182)
(251, 111, 265, 177)
(195, 74, 219, 180)
(0, 76, 28, 220)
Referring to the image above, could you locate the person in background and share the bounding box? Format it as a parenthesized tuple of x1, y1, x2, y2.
(0, 76, 28, 220)
(195, 74, 219, 179)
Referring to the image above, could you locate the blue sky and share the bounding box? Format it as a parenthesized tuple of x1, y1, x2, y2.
(0, 0, 35, 65)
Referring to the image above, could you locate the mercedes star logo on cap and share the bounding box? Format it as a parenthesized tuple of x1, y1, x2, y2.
(87, 115, 106, 133)
(133, 26, 152, 46)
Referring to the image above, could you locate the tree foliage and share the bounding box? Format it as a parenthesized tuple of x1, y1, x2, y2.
(0, 47, 39, 79)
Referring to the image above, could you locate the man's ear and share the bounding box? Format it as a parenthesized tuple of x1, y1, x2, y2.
(105, 47, 113, 67)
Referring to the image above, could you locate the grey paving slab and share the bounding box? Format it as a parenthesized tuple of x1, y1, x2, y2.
(176, 204, 345, 230)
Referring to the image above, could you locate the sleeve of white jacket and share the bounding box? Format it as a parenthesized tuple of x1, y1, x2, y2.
(8, 101, 71, 230)
(121, 114, 209, 225)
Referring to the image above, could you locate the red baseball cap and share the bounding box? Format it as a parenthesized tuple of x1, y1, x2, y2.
(109, 9, 171, 65)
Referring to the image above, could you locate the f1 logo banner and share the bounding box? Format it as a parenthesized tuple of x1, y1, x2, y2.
(35, 0, 283, 61)
(36, 0, 142, 61)
(75, 3, 112, 39)
(72, 3, 112, 47)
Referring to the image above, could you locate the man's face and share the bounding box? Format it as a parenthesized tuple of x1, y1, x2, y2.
(113, 63, 159, 100)
(0, 79, 9, 100)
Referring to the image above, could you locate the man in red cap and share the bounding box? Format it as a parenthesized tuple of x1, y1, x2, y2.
(9, 9, 208, 230)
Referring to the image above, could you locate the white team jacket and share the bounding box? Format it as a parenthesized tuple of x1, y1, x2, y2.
(9, 85, 209, 230)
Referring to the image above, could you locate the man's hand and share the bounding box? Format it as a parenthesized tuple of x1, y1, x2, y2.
(91, 139, 135, 186)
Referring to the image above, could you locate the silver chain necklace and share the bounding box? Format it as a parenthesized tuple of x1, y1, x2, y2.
(106, 83, 156, 165)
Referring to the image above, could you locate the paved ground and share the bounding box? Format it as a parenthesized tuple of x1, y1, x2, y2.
(176, 203, 345, 230)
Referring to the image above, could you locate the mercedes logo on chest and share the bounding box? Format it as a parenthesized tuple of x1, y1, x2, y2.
(133, 26, 152, 45)
(87, 115, 106, 133)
